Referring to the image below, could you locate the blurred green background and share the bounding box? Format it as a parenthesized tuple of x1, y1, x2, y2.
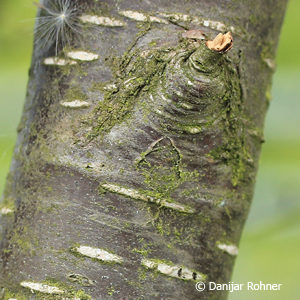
(0, 1, 299, 299)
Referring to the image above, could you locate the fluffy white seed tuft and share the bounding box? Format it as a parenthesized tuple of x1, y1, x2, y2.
(34, 0, 81, 54)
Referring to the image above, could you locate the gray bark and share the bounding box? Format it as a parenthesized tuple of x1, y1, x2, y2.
(0, 0, 287, 299)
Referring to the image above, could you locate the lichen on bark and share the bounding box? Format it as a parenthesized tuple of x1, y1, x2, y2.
(0, 0, 288, 299)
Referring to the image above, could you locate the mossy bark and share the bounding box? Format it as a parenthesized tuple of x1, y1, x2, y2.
(0, 0, 288, 299)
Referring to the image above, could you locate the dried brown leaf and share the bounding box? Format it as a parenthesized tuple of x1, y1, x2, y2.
(206, 32, 233, 52)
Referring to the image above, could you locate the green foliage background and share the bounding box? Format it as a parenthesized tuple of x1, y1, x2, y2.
(0, 1, 299, 299)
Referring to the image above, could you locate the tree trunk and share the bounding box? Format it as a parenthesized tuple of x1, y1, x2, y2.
(0, 0, 288, 299)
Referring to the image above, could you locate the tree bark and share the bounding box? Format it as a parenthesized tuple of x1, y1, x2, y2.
(0, 0, 288, 299)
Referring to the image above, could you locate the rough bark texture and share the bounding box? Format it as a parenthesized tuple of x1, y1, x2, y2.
(0, 0, 287, 299)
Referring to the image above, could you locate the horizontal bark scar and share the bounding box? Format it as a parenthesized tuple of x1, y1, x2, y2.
(79, 15, 126, 27)
(158, 12, 236, 33)
(60, 100, 90, 109)
(119, 10, 168, 24)
(44, 57, 77, 66)
(217, 243, 239, 256)
(20, 282, 64, 294)
(142, 258, 206, 281)
(72, 245, 124, 264)
(0, 207, 14, 215)
(100, 183, 195, 214)
(66, 51, 99, 61)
